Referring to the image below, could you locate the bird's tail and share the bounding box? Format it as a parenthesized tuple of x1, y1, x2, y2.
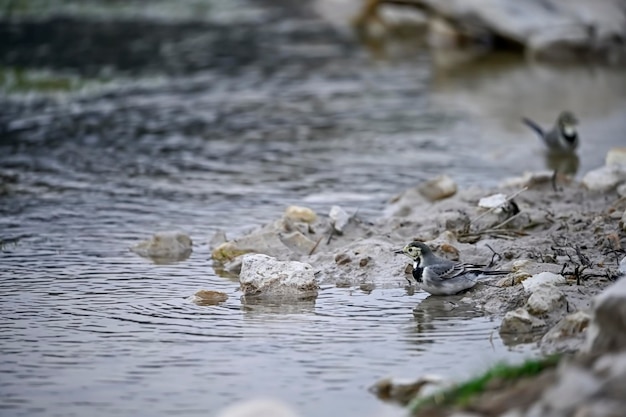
(481, 270, 511, 276)
(521, 117, 545, 138)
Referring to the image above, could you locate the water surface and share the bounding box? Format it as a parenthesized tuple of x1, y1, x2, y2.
(1, 2, 625, 416)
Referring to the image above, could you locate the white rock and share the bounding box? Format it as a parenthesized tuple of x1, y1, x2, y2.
(620, 256, 626, 276)
(478, 193, 507, 209)
(526, 286, 566, 315)
(621, 211, 626, 233)
(617, 183, 626, 198)
(130, 231, 192, 259)
(329, 205, 350, 234)
(582, 165, 626, 192)
(585, 277, 626, 353)
(499, 171, 555, 188)
(522, 272, 566, 293)
(239, 254, 318, 297)
(605, 147, 626, 167)
(500, 308, 546, 334)
(284, 205, 317, 224)
(216, 398, 299, 417)
(417, 175, 457, 201)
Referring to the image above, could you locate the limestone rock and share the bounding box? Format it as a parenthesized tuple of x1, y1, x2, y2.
(278, 231, 316, 255)
(211, 232, 286, 263)
(526, 286, 566, 315)
(522, 272, 566, 293)
(417, 174, 457, 201)
(582, 165, 626, 192)
(130, 231, 192, 261)
(499, 171, 558, 188)
(239, 254, 318, 297)
(478, 193, 507, 210)
(585, 277, 626, 353)
(284, 205, 317, 224)
(605, 147, 626, 167)
(500, 308, 547, 334)
(541, 311, 591, 354)
(329, 205, 350, 234)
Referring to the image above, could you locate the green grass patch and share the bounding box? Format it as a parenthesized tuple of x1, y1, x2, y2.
(0, 67, 88, 93)
(408, 355, 561, 414)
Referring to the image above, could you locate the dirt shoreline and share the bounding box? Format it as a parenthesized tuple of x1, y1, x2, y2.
(211, 162, 626, 351)
(210, 161, 626, 417)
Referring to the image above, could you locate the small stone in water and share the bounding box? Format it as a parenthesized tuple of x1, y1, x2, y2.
(191, 290, 228, 306)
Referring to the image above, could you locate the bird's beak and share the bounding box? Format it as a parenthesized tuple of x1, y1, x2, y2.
(394, 249, 404, 254)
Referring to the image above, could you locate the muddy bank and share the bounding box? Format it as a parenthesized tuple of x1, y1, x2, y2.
(212, 156, 626, 416)
(212, 157, 626, 350)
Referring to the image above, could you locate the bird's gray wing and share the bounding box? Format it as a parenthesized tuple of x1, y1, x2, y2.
(425, 261, 468, 281)
(543, 128, 562, 149)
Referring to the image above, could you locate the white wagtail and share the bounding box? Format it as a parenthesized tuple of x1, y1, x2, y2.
(395, 241, 509, 296)
(522, 111, 579, 153)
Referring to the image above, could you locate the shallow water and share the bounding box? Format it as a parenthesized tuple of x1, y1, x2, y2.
(1, 1, 626, 417)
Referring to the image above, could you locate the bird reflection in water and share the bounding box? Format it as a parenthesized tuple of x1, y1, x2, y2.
(544, 151, 580, 176)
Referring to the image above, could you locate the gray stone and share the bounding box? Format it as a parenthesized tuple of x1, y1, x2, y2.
(278, 231, 317, 255)
(211, 231, 287, 263)
(329, 205, 350, 234)
(500, 308, 547, 334)
(582, 165, 626, 192)
(541, 366, 601, 412)
(499, 171, 556, 188)
(541, 311, 591, 354)
(585, 277, 626, 353)
(605, 147, 626, 167)
(239, 254, 319, 297)
(417, 174, 457, 201)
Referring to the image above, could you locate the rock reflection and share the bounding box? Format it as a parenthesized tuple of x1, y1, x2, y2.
(146, 251, 192, 265)
(499, 331, 544, 347)
(240, 295, 317, 316)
